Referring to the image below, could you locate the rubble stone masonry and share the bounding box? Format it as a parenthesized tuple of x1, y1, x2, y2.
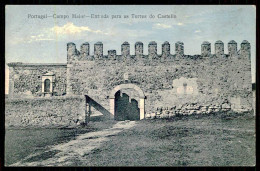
(6, 40, 253, 127)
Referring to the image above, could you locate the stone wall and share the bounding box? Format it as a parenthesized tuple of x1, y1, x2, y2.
(7, 63, 67, 98)
(146, 102, 228, 119)
(7, 40, 253, 120)
(67, 52, 252, 116)
(5, 96, 85, 128)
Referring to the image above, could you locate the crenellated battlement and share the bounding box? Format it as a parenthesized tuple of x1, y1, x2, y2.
(67, 40, 251, 63)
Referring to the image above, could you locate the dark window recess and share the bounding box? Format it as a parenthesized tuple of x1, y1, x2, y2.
(44, 79, 51, 92)
(183, 83, 187, 94)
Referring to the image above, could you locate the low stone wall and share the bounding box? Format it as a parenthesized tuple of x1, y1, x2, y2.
(5, 96, 85, 128)
(145, 101, 253, 119)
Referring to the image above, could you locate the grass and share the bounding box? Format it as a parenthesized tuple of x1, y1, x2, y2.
(5, 111, 255, 166)
(80, 111, 255, 166)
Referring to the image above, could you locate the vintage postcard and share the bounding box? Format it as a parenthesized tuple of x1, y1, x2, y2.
(5, 5, 256, 166)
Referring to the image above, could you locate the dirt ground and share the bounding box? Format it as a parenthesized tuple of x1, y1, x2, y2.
(7, 111, 255, 166)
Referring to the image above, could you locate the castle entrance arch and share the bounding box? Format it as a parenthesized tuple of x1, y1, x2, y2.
(109, 84, 145, 120)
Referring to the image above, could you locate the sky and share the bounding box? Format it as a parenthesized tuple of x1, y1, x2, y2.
(5, 5, 256, 94)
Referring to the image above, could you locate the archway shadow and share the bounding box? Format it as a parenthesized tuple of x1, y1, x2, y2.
(85, 95, 113, 121)
(115, 91, 140, 121)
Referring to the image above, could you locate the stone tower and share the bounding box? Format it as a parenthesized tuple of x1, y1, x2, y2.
(240, 40, 251, 60)
(201, 41, 211, 57)
(228, 40, 237, 58)
(121, 41, 130, 58)
(66, 42, 78, 95)
(148, 41, 157, 59)
(175, 41, 184, 58)
(135, 41, 143, 58)
(94, 42, 103, 59)
(215, 40, 224, 58)
(162, 41, 170, 58)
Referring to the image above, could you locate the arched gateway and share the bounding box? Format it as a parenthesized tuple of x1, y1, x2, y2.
(109, 84, 145, 120)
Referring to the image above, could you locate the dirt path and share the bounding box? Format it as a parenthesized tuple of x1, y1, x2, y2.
(11, 120, 136, 166)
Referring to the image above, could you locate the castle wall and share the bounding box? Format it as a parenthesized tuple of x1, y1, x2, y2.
(7, 63, 67, 98)
(5, 96, 85, 128)
(67, 51, 252, 116)
(7, 40, 253, 122)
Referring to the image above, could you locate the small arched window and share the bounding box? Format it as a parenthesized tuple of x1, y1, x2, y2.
(44, 79, 51, 92)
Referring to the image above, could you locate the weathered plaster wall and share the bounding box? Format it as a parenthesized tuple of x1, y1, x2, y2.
(5, 96, 85, 128)
(8, 63, 67, 98)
